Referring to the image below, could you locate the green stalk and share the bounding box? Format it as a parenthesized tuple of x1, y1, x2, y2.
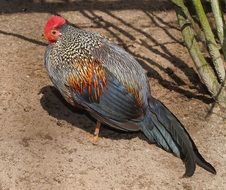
(192, 0, 225, 83)
(210, 0, 224, 45)
(175, 5, 221, 97)
(171, 0, 204, 40)
(222, 26, 226, 59)
(221, 0, 226, 59)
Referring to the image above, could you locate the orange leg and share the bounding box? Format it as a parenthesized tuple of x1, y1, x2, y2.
(94, 121, 101, 137)
(87, 121, 101, 144)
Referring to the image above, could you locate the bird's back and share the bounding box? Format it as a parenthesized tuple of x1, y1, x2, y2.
(45, 25, 150, 107)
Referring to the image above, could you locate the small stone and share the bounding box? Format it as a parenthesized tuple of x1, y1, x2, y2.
(44, 134, 53, 140)
(20, 137, 30, 147)
(68, 158, 73, 162)
(56, 120, 63, 127)
(24, 106, 31, 112)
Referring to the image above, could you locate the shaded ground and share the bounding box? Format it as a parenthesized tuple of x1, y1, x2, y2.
(0, 0, 225, 189)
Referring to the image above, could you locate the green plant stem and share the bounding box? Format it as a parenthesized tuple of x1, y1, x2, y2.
(210, 0, 224, 45)
(222, 26, 226, 59)
(171, 0, 201, 35)
(175, 7, 221, 96)
(171, 0, 226, 105)
(192, 0, 225, 83)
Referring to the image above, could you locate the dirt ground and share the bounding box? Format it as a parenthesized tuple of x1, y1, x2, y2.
(0, 0, 226, 190)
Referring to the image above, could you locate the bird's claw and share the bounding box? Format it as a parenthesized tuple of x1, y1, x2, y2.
(86, 133, 100, 145)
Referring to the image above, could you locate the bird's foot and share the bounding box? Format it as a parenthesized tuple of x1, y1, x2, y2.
(86, 121, 101, 145)
(86, 133, 100, 145)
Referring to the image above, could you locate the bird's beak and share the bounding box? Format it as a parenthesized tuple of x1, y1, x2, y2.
(42, 33, 48, 41)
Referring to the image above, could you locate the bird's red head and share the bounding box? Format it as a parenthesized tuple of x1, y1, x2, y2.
(43, 16, 66, 43)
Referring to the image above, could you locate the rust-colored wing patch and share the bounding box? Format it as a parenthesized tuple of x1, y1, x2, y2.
(125, 85, 144, 108)
(67, 58, 107, 102)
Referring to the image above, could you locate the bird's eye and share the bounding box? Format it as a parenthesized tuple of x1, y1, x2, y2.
(51, 30, 57, 35)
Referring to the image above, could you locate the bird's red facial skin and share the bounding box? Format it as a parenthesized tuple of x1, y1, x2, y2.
(43, 16, 66, 43)
(44, 29, 62, 43)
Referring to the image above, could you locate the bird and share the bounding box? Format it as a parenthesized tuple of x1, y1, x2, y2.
(43, 15, 216, 177)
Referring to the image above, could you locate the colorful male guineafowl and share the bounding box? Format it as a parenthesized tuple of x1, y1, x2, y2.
(43, 16, 216, 177)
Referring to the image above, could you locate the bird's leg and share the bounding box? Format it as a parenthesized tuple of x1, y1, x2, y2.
(87, 121, 101, 144)
(93, 121, 101, 143)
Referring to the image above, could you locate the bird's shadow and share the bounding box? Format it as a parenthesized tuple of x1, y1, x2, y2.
(39, 85, 146, 141)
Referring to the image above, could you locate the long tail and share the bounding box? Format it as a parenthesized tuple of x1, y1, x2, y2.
(140, 96, 216, 177)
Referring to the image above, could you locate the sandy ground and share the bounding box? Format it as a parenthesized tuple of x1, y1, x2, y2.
(0, 0, 226, 189)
